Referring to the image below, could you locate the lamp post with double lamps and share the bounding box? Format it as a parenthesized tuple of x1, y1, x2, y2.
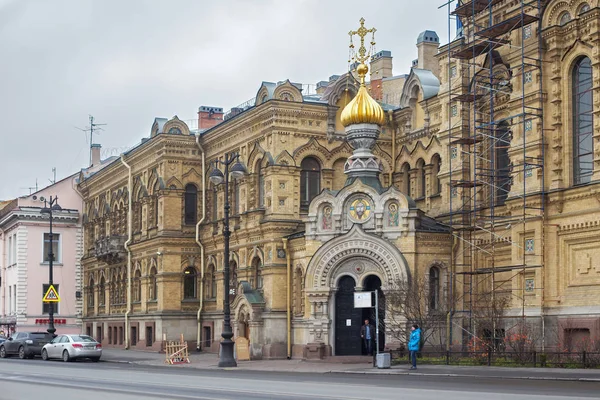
(40, 196, 62, 336)
(209, 152, 246, 368)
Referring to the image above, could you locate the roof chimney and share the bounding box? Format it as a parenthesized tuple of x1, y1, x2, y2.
(198, 106, 224, 130)
(91, 143, 101, 167)
(416, 30, 440, 78)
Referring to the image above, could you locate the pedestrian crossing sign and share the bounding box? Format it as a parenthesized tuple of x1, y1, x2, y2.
(43, 285, 60, 303)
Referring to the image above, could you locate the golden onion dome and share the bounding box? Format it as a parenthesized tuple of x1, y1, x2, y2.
(340, 63, 385, 127)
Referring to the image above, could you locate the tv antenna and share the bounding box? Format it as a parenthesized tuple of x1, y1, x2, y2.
(20, 179, 39, 195)
(76, 115, 106, 166)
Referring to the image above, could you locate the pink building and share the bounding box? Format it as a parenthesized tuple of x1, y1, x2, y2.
(0, 145, 113, 336)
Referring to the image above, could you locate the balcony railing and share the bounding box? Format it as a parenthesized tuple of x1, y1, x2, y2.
(94, 235, 126, 264)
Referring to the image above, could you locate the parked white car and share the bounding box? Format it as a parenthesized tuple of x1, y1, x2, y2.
(41, 334, 102, 362)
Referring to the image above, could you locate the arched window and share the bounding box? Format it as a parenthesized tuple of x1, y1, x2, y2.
(559, 12, 571, 25)
(429, 267, 440, 310)
(300, 157, 321, 211)
(251, 257, 263, 290)
(579, 3, 590, 15)
(431, 154, 442, 195)
(184, 184, 198, 225)
(257, 160, 265, 208)
(416, 159, 426, 198)
(401, 163, 411, 196)
(88, 276, 95, 307)
(134, 269, 142, 302)
(148, 267, 157, 301)
(206, 265, 216, 299)
(495, 122, 512, 204)
(573, 57, 594, 184)
(183, 267, 197, 299)
(153, 181, 160, 228)
(98, 276, 105, 306)
(168, 127, 182, 135)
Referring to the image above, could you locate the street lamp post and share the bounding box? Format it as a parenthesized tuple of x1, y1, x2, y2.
(209, 152, 246, 368)
(41, 196, 62, 336)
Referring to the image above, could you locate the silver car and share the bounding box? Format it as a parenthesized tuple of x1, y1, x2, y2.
(41, 334, 102, 362)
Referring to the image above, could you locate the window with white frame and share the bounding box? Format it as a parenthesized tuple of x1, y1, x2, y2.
(523, 25, 532, 40)
(524, 71, 533, 84)
(450, 64, 457, 79)
(43, 233, 60, 263)
(12, 234, 16, 265)
(8, 235, 12, 266)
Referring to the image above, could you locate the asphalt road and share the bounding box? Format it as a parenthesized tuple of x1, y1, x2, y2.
(0, 358, 599, 400)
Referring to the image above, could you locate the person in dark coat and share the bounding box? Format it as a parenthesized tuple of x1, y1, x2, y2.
(408, 324, 421, 370)
(360, 319, 376, 356)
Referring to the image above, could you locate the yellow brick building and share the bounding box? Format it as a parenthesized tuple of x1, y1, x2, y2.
(80, 1, 600, 358)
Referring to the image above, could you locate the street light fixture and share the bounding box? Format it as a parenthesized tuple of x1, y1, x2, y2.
(40, 196, 62, 336)
(210, 152, 246, 368)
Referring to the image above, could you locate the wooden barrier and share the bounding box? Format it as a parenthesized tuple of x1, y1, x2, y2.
(165, 334, 190, 365)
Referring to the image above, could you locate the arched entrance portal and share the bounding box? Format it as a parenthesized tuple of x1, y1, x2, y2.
(363, 275, 385, 353)
(335, 276, 362, 355)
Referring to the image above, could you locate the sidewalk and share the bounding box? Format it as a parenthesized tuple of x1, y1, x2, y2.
(100, 349, 600, 382)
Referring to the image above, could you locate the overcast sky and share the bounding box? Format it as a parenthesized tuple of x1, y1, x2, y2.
(0, 0, 451, 200)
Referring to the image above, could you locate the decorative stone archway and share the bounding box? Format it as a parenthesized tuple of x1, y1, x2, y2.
(304, 224, 410, 356)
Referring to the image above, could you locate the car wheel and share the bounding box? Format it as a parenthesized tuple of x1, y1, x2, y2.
(18, 346, 26, 360)
(62, 350, 71, 362)
(0, 346, 6, 358)
(90, 357, 100, 362)
(41, 349, 49, 361)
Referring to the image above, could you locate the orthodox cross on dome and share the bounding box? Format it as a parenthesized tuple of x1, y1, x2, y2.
(348, 18, 377, 65)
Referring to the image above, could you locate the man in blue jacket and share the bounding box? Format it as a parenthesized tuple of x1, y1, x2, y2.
(408, 324, 421, 370)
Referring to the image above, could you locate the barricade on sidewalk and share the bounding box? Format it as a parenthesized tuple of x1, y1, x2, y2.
(165, 334, 190, 365)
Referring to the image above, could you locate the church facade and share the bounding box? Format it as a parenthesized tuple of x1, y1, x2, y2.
(80, 0, 600, 358)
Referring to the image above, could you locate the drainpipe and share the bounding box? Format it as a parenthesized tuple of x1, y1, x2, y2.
(195, 134, 206, 351)
(447, 235, 459, 351)
(282, 238, 291, 359)
(121, 155, 133, 349)
(72, 177, 85, 328)
(0, 227, 5, 317)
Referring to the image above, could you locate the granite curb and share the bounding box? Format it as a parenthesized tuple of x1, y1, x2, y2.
(100, 357, 600, 382)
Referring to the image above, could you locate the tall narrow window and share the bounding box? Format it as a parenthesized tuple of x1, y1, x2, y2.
(184, 184, 198, 225)
(300, 157, 321, 211)
(431, 154, 442, 195)
(88, 277, 95, 307)
(43, 233, 60, 263)
(495, 122, 512, 204)
(229, 261, 238, 296)
(233, 180, 240, 215)
(148, 267, 157, 300)
(401, 163, 411, 196)
(134, 270, 142, 302)
(99, 277, 105, 306)
(183, 267, 197, 299)
(294, 267, 304, 316)
(416, 159, 426, 198)
(429, 267, 440, 310)
(257, 160, 265, 207)
(212, 185, 218, 221)
(573, 57, 594, 184)
(251, 257, 262, 290)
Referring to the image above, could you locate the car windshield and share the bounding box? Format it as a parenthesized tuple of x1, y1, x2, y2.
(70, 335, 96, 343)
(30, 333, 52, 339)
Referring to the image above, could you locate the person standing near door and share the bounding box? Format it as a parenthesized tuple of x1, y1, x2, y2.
(408, 324, 421, 370)
(360, 319, 375, 356)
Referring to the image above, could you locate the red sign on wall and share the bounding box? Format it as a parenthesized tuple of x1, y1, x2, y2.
(35, 319, 66, 325)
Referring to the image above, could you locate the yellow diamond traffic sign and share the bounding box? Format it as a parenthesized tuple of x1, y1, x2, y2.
(43, 285, 60, 303)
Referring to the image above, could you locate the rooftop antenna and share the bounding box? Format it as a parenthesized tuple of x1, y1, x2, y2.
(20, 179, 39, 195)
(76, 115, 106, 166)
(49, 167, 56, 185)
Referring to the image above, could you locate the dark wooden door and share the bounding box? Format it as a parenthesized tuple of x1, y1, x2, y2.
(335, 276, 361, 355)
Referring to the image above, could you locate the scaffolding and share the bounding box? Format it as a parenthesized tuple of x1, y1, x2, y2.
(442, 0, 546, 348)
